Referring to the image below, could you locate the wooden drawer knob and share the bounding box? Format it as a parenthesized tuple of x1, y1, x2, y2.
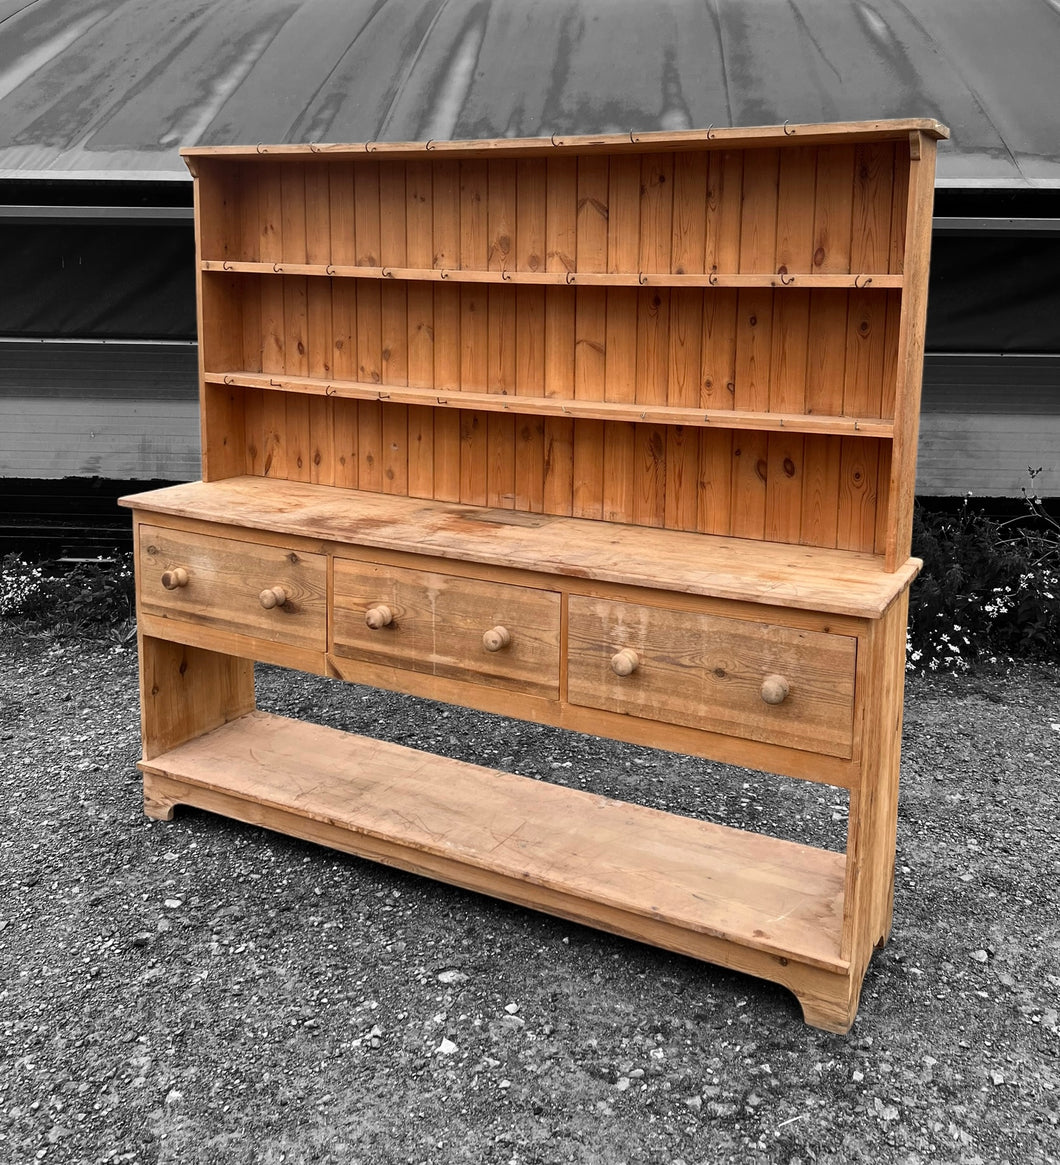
(482, 625, 511, 652)
(160, 567, 189, 590)
(610, 648, 640, 677)
(259, 586, 287, 610)
(761, 674, 791, 705)
(365, 604, 394, 630)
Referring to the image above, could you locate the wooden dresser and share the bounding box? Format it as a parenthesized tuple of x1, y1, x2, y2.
(121, 119, 947, 1032)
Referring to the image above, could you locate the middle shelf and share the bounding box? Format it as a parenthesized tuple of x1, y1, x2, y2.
(204, 370, 896, 437)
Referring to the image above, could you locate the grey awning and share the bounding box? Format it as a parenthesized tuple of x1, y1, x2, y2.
(0, 0, 1057, 187)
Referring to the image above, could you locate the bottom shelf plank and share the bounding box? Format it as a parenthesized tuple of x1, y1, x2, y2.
(141, 711, 861, 1029)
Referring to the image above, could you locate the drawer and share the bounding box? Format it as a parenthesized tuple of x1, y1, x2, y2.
(139, 524, 327, 651)
(333, 559, 561, 699)
(567, 597, 857, 758)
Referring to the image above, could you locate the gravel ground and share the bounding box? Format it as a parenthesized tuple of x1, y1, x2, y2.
(1, 627, 1057, 1165)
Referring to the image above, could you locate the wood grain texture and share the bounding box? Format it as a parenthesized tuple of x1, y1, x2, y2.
(141, 709, 849, 972)
(567, 595, 856, 758)
(123, 478, 919, 619)
(333, 558, 561, 698)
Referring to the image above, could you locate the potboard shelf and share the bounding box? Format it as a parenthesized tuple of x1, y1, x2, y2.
(201, 260, 903, 289)
(141, 710, 849, 973)
(203, 371, 897, 437)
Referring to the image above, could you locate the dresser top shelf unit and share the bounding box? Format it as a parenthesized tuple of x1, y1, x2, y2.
(186, 118, 944, 574)
(122, 476, 918, 619)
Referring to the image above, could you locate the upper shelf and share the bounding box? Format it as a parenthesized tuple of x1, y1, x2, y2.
(119, 476, 919, 619)
(201, 261, 902, 289)
(181, 118, 949, 164)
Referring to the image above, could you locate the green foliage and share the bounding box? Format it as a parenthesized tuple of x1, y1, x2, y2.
(909, 476, 1060, 671)
(0, 552, 135, 640)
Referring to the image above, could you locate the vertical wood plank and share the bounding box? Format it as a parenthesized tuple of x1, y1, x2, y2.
(639, 153, 674, 274)
(705, 151, 743, 273)
(304, 164, 331, 265)
(573, 157, 608, 520)
(459, 161, 489, 503)
(238, 163, 261, 263)
(665, 425, 699, 531)
(738, 148, 779, 274)
(668, 288, 703, 408)
(775, 147, 818, 275)
(843, 289, 887, 417)
(516, 159, 547, 273)
(433, 283, 462, 501)
(487, 284, 517, 507)
(243, 386, 264, 476)
(357, 401, 383, 491)
(733, 289, 773, 412)
(281, 163, 307, 264)
(576, 155, 609, 272)
(701, 288, 737, 409)
(353, 161, 381, 266)
(356, 281, 382, 384)
(671, 151, 708, 274)
(800, 434, 841, 549)
(607, 155, 641, 274)
(730, 430, 769, 540)
(546, 157, 578, 274)
(769, 290, 810, 413)
(697, 428, 733, 535)
(307, 278, 334, 485)
(880, 289, 902, 420)
(837, 436, 880, 552)
(889, 150, 910, 276)
(488, 159, 517, 272)
(332, 397, 359, 490)
(381, 401, 408, 495)
(543, 286, 575, 514)
(432, 160, 460, 269)
(812, 146, 855, 273)
(381, 281, 409, 392)
(804, 291, 848, 416)
(406, 283, 435, 388)
(405, 161, 433, 270)
(765, 432, 804, 544)
(378, 163, 407, 268)
(515, 285, 546, 510)
(850, 142, 895, 274)
(602, 283, 637, 521)
(329, 163, 356, 265)
(874, 440, 892, 555)
(431, 156, 461, 496)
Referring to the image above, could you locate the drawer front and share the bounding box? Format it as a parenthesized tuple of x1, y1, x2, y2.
(333, 560, 561, 699)
(139, 525, 326, 650)
(567, 597, 857, 758)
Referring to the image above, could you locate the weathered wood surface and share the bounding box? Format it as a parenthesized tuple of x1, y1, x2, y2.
(121, 477, 919, 619)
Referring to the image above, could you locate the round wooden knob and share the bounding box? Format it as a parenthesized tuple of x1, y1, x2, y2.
(482, 625, 511, 652)
(161, 567, 188, 590)
(610, 648, 640, 677)
(365, 604, 393, 630)
(761, 674, 791, 705)
(259, 586, 287, 610)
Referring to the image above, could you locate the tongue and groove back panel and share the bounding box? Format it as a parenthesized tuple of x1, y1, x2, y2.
(190, 129, 932, 561)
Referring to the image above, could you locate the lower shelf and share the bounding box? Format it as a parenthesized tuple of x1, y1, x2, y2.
(141, 712, 855, 999)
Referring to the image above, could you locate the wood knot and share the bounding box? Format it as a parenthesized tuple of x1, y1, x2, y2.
(813, 246, 826, 267)
(783, 458, 796, 477)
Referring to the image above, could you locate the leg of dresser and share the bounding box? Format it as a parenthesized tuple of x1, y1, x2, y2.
(842, 593, 909, 974)
(793, 968, 863, 1035)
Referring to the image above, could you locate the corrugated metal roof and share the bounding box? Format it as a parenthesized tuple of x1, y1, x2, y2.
(0, 0, 1057, 187)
